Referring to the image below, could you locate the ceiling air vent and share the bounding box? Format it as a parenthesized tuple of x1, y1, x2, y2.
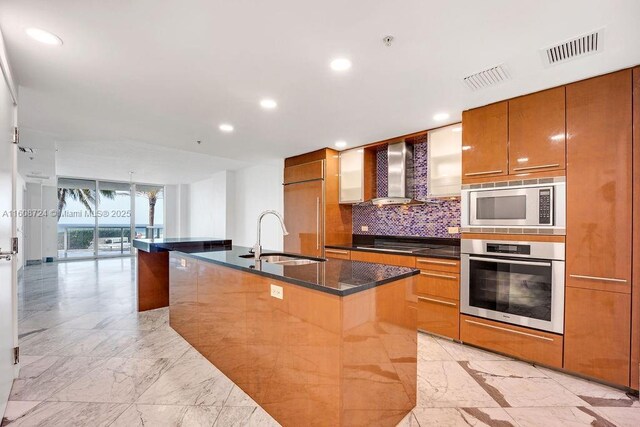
(463, 64, 510, 91)
(542, 29, 604, 66)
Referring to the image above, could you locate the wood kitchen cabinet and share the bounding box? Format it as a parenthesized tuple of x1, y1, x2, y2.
(508, 87, 566, 174)
(564, 69, 633, 387)
(632, 66, 640, 390)
(415, 257, 460, 339)
(169, 253, 198, 345)
(349, 250, 416, 268)
(284, 149, 352, 257)
(417, 296, 459, 339)
(462, 101, 508, 181)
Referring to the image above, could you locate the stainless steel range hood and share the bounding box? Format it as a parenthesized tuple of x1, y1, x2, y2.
(369, 141, 423, 206)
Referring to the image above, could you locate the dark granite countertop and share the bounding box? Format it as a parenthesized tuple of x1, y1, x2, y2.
(175, 245, 419, 297)
(133, 237, 232, 253)
(326, 235, 460, 260)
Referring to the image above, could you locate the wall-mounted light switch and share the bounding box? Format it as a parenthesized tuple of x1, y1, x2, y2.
(361, 225, 369, 232)
(270, 284, 283, 300)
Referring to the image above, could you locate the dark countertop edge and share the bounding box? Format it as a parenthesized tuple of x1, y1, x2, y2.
(174, 250, 419, 297)
(133, 238, 232, 253)
(325, 244, 461, 260)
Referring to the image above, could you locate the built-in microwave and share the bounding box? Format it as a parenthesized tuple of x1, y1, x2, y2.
(461, 179, 565, 233)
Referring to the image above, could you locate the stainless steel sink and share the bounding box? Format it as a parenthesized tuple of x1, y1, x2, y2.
(239, 253, 323, 265)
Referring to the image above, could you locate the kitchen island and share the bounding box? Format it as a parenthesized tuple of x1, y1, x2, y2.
(132, 237, 231, 311)
(169, 246, 419, 427)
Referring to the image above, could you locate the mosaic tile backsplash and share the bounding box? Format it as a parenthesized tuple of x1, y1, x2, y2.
(352, 137, 461, 238)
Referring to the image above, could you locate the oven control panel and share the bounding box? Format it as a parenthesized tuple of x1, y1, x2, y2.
(486, 243, 531, 255)
(539, 189, 552, 224)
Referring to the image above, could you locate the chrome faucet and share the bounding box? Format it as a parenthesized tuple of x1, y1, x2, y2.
(253, 210, 289, 260)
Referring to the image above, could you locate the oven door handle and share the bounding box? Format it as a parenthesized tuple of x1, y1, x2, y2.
(468, 256, 551, 267)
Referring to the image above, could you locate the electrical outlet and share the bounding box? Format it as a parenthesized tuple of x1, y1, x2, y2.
(270, 284, 283, 300)
(180, 259, 187, 268)
(361, 225, 369, 232)
(448, 227, 460, 234)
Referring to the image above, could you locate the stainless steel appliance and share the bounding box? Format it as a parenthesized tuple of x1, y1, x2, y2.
(461, 238, 565, 334)
(461, 179, 565, 232)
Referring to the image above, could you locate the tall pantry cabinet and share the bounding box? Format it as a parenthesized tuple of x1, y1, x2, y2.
(283, 149, 352, 257)
(564, 69, 633, 387)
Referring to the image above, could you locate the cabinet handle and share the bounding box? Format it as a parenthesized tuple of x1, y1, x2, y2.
(464, 170, 503, 176)
(513, 164, 560, 171)
(316, 197, 320, 251)
(569, 274, 628, 284)
(418, 296, 457, 307)
(420, 272, 458, 280)
(464, 319, 554, 342)
(326, 249, 349, 255)
(417, 259, 458, 266)
(469, 256, 551, 267)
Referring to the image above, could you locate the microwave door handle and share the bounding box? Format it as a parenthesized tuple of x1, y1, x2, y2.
(468, 256, 551, 267)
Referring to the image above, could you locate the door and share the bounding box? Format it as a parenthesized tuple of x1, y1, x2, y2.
(508, 87, 566, 174)
(283, 180, 323, 257)
(461, 101, 508, 181)
(0, 60, 17, 415)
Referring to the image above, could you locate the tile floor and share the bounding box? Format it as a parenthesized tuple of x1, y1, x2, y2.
(2, 258, 640, 426)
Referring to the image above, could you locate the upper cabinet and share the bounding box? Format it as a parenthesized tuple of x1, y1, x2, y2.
(339, 147, 376, 204)
(462, 101, 508, 180)
(428, 124, 462, 198)
(509, 87, 566, 174)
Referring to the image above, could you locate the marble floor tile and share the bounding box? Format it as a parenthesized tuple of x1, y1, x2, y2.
(55, 329, 149, 358)
(418, 334, 454, 361)
(115, 328, 191, 359)
(460, 360, 586, 407)
(110, 404, 222, 427)
(19, 328, 95, 356)
(10, 356, 107, 401)
(104, 308, 168, 331)
(397, 411, 421, 427)
(214, 405, 280, 426)
(3, 401, 129, 426)
(416, 361, 499, 408)
(54, 311, 128, 330)
(505, 406, 616, 427)
(136, 349, 235, 406)
(225, 385, 259, 407)
(412, 407, 518, 427)
(50, 357, 174, 403)
(538, 366, 639, 407)
(1, 401, 42, 425)
(591, 407, 640, 427)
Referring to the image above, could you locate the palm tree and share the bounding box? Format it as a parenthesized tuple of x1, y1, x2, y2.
(57, 188, 116, 221)
(137, 189, 162, 227)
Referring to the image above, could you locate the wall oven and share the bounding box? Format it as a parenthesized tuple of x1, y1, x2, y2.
(461, 239, 565, 334)
(461, 179, 565, 232)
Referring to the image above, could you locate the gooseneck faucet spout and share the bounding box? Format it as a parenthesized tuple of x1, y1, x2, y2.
(253, 210, 289, 260)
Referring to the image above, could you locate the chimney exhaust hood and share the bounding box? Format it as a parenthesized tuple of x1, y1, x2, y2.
(368, 141, 424, 206)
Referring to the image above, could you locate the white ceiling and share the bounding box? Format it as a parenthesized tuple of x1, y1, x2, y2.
(2, 0, 640, 183)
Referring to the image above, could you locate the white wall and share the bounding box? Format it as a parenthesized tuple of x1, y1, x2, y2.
(24, 182, 42, 262)
(15, 174, 25, 270)
(41, 185, 57, 259)
(164, 184, 178, 238)
(232, 163, 284, 251)
(188, 171, 234, 238)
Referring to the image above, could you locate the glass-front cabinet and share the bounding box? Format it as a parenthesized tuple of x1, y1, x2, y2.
(428, 124, 462, 198)
(339, 148, 365, 203)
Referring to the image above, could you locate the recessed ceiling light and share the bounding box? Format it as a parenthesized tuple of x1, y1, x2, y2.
(25, 27, 63, 45)
(219, 123, 234, 132)
(451, 127, 462, 133)
(330, 58, 352, 72)
(335, 140, 347, 148)
(433, 112, 450, 121)
(260, 99, 277, 109)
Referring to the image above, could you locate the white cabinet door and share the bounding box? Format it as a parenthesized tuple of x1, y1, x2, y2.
(428, 124, 462, 198)
(339, 149, 364, 203)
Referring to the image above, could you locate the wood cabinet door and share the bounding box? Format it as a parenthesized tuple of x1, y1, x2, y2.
(509, 87, 566, 174)
(566, 70, 633, 292)
(169, 253, 198, 345)
(417, 296, 459, 339)
(349, 250, 416, 268)
(564, 287, 631, 386)
(462, 101, 508, 181)
(283, 180, 324, 257)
